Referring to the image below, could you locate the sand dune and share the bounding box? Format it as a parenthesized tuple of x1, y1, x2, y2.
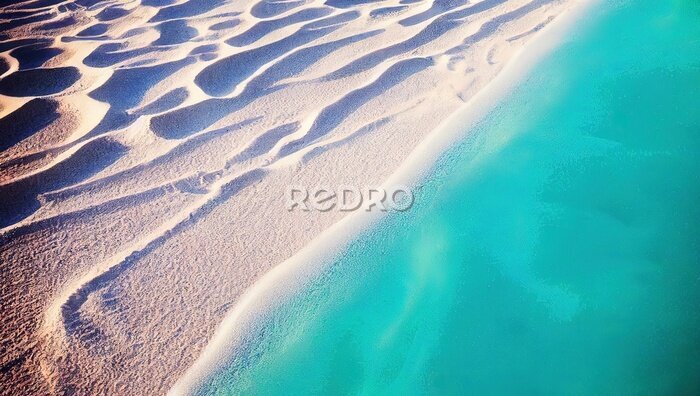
(0, 0, 579, 393)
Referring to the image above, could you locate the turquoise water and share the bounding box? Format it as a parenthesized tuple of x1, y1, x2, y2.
(202, 1, 700, 394)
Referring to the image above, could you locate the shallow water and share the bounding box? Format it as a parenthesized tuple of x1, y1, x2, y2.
(201, 0, 700, 394)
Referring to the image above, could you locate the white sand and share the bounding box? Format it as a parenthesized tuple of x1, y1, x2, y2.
(0, 0, 585, 393)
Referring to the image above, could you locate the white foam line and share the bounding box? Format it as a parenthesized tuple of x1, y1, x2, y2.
(169, 1, 597, 394)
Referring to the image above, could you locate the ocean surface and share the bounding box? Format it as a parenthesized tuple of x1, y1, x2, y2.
(200, 0, 700, 394)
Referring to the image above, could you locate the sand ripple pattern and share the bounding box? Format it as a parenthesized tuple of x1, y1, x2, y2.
(0, 0, 573, 393)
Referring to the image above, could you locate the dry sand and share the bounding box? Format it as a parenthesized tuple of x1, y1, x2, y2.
(0, 0, 581, 394)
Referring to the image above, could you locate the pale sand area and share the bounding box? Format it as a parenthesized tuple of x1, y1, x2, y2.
(0, 0, 580, 394)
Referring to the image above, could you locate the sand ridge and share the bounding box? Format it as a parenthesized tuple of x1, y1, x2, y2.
(0, 0, 578, 394)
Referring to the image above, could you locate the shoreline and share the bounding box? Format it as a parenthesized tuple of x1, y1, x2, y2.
(169, 0, 599, 393)
(0, 1, 595, 392)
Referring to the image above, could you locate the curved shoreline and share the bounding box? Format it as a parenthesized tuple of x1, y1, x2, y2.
(169, 0, 599, 393)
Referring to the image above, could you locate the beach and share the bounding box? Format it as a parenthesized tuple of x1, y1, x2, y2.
(0, 0, 582, 394)
(181, 0, 700, 393)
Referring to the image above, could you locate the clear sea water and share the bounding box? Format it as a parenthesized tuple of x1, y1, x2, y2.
(201, 0, 700, 394)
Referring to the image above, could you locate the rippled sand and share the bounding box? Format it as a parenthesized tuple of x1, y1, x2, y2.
(0, 0, 578, 393)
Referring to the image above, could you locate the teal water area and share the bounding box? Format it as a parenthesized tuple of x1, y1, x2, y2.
(202, 1, 700, 394)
